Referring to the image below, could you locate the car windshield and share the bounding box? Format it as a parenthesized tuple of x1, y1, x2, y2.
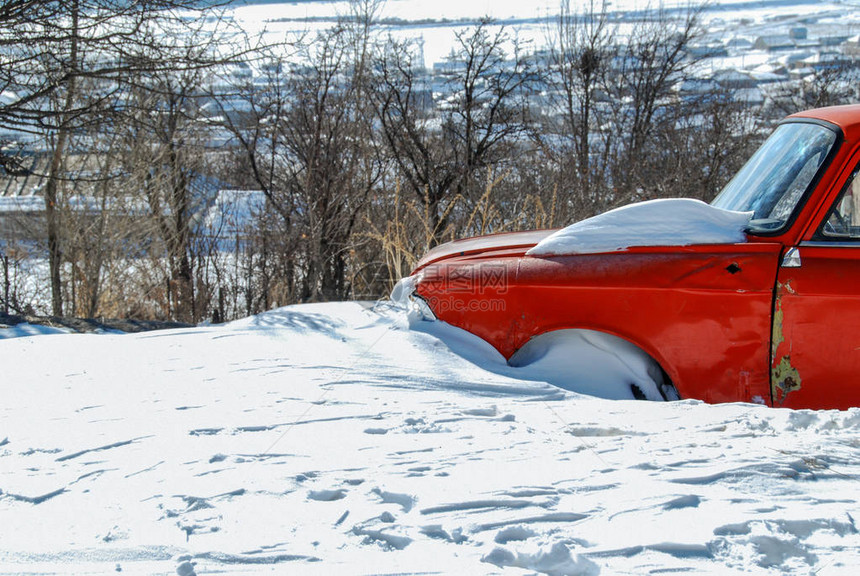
(711, 122, 837, 233)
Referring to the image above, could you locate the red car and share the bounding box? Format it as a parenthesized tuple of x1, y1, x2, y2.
(402, 105, 860, 410)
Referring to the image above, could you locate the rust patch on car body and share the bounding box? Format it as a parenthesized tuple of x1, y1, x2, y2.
(771, 281, 800, 404)
(772, 301, 785, 358)
(771, 281, 790, 358)
(772, 356, 802, 404)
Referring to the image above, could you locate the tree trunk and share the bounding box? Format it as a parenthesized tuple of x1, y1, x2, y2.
(2, 252, 9, 315)
(44, 0, 80, 317)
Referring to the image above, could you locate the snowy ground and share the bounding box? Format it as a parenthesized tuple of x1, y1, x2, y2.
(2, 301, 860, 575)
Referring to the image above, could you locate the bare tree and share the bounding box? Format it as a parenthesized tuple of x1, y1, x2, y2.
(542, 0, 613, 200)
(602, 3, 703, 199)
(294, 32, 383, 301)
(0, 0, 232, 316)
(373, 20, 536, 245)
(120, 62, 218, 322)
(223, 10, 384, 303)
(770, 60, 860, 117)
(56, 129, 134, 317)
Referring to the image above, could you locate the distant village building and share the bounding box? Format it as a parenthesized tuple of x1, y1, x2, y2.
(432, 60, 465, 75)
(803, 51, 851, 70)
(677, 78, 720, 95)
(843, 35, 860, 57)
(732, 87, 765, 105)
(687, 43, 728, 58)
(754, 35, 795, 51)
(726, 37, 753, 50)
(790, 27, 808, 41)
(820, 35, 851, 47)
(785, 51, 816, 69)
(749, 68, 788, 84)
(713, 69, 757, 89)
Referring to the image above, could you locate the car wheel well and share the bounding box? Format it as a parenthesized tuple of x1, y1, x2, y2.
(509, 328, 680, 402)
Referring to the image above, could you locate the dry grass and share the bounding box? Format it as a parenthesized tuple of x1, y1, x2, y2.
(363, 169, 560, 293)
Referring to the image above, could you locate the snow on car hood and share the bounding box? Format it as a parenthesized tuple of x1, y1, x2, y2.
(526, 198, 752, 256)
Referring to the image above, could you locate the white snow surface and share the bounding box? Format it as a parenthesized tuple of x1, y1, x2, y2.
(0, 322, 68, 339)
(527, 199, 752, 256)
(2, 301, 860, 575)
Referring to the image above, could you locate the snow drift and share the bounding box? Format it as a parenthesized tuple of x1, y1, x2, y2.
(2, 302, 860, 575)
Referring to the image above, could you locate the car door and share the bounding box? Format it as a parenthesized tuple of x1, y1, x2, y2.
(772, 156, 860, 410)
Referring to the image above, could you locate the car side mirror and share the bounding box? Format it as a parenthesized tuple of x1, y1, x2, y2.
(781, 247, 802, 268)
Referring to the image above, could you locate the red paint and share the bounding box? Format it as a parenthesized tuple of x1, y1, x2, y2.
(410, 105, 860, 409)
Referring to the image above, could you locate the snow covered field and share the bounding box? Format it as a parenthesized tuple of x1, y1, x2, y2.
(2, 301, 859, 575)
(228, 0, 860, 68)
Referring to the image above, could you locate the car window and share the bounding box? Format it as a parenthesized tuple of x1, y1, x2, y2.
(821, 166, 860, 240)
(712, 122, 837, 233)
(769, 151, 827, 222)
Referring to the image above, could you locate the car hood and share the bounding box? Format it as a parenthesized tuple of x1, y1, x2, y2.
(414, 199, 754, 272)
(414, 229, 555, 271)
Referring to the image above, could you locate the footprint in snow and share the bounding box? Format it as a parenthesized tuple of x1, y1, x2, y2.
(482, 542, 598, 576)
(461, 405, 498, 417)
(406, 465, 432, 477)
(371, 487, 415, 512)
(351, 515, 412, 550)
(494, 525, 537, 544)
(663, 494, 701, 510)
(175, 558, 196, 576)
(352, 525, 412, 550)
(420, 524, 468, 543)
(308, 488, 348, 501)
